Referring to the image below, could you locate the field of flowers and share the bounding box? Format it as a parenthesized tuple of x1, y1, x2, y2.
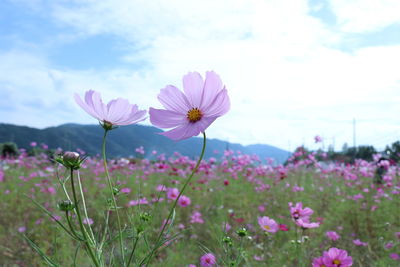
(1, 71, 399, 266)
(1, 145, 399, 266)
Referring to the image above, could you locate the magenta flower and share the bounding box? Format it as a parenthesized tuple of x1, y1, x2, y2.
(149, 71, 230, 141)
(200, 253, 216, 267)
(352, 239, 368, 246)
(312, 256, 325, 267)
(166, 188, 179, 200)
(295, 218, 320, 229)
(321, 247, 353, 267)
(289, 202, 314, 220)
(258, 216, 279, 233)
(190, 211, 204, 224)
(326, 231, 340, 241)
(75, 90, 147, 127)
(178, 195, 191, 207)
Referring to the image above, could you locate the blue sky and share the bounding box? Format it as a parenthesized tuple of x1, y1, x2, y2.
(1, 0, 400, 151)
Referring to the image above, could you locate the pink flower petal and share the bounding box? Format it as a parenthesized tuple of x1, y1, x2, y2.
(91, 91, 107, 121)
(202, 88, 230, 117)
(107, 98, 131, 123)
(160, 123, 200, 141)
(74, 92, 99, 120)
(200, 71, 224, 110)
(183, 72, 204, 108)
(158, 85, 191, 113)
(149, 108, 186, 128)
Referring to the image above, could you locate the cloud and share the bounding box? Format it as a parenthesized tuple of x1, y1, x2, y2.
(1, 0, 400, 151)
(329, 0, 400, 32)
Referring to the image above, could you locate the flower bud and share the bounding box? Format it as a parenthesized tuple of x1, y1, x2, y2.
(139, 212, 152, 222)
(113, 187, 120, 196)
(223, 236, 233, 246)
(236, 227, 248, 237)
(58, 200, 75, 211)
(59, 151, 83, 170)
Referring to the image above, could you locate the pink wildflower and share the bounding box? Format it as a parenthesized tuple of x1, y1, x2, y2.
(149, 71, 230, 141)
(258, 216, 279, 233)
(320, 247, 353, 267)
(190, 211, 204, 224)
(74, 90, 147, 127)
(326, 231, 340, 241)
(167, 188, 179, 200)
(83, 218, 94, 225)
(120, 187, 131, 194)
(178, 195, 191, 207)
(312, 256, 325, 267)
(200, 253, 216, 267)
(289, 202, 314, 220)
(390, 253, 400, 261)
(295, 218, 320, 229)
(279, 224, 289, 231)
(353, 239, 368, 246)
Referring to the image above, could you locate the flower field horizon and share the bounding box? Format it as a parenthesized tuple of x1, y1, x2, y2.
(1, 144, 399, 266)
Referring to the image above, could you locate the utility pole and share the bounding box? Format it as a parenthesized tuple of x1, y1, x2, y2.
(353, 118, 356, 148)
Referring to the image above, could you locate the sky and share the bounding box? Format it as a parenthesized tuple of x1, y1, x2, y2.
(0, 0, 400, 152)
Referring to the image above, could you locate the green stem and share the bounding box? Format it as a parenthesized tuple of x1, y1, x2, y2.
(234, 237, 244, 267)
(66, 211, 83, 240)
(77, 170, 97, 243)
(102, 129, 125, 266)
(70, 169, 100, 267)
(142, 132, 207, 266)
(127, 236, 140, 266)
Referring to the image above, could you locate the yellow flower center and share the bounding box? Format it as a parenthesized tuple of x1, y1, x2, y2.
(333, 259, 341, 265)
(263, 225, 270, 230)
(187, 108, 202, 123)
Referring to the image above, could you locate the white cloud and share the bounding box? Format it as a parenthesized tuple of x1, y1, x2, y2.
(329, 0, 400, 32)
(1, 0, 400, 151)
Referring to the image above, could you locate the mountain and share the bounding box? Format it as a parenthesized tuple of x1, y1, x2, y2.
(0, 123, 290, 163)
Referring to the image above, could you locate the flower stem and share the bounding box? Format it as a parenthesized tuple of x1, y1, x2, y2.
(126, 236, 140, 266)
(77, 170, 96, 243)
(142, 132, 207, 266)
(102, 129, 125, 266)
(70, 169, 100, 267)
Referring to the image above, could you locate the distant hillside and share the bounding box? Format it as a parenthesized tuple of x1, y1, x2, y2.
(0, 123, 290, 163)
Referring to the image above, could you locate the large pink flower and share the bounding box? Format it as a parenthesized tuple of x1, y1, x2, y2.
(75, 90, 147, 127)
(322, 247, 353, 267)
(258, 216, 279, 233)
(149, 71, 230, 141)
(200, 253, 216, 267)
(289, 202, 314, 220)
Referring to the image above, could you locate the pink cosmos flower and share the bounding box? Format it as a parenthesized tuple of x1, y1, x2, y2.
(314, 135, 322, 143)
(390, 253, 400, 261)
(258, 216, 279, 233)
(295, 218, 320, 229)
(289, 202, 314, 220)
(326, 231, 340, 241)
(312, 256, 325, 267)
(279, 224, 289, 231)
(178, 195, 191, 207)
(83, 218, 94, 225)
(190, 211, 204, 224)
(149, 71, 230, 141)
(321, 247, 353, 267)
(167, 188, 179, 200)
(75, 90, 146, 127)
(200, 253, 216, 267)
(353, 239, 368, 246)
